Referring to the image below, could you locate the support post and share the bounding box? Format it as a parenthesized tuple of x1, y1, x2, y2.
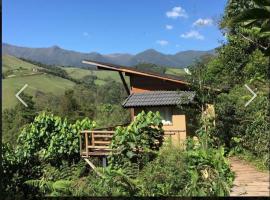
(92, 132, 95, 147)
(102, 157, 107, 168)
(79, 133, 82, 156)
(84, 158, 104, 178)
(85, 132, 89, 157)
(118, 72, 130, 95)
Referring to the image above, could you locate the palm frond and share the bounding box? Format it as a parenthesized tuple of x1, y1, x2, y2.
(231, 8, 270, 25)
(252, 0, 270, 7)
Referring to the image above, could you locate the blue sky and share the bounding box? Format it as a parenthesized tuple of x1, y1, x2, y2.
(3, 0, 227, 54)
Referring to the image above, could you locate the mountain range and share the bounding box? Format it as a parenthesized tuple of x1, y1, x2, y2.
(2, 43, 215, 68)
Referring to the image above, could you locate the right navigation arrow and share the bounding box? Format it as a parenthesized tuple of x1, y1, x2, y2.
(244, 84, 257, 107)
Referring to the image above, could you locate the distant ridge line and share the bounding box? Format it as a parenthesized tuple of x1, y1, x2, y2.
(2, 43, 215, 68)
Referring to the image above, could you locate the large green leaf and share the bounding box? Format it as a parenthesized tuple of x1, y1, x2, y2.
(252, 0, 270, 7)
(231, 8, 270, 25)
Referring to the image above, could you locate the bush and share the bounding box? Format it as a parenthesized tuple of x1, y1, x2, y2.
(108, 111, 164, 169)
(137, 139, 234, 197)
(16, 112, 95, 165)
(137, 145, 188, 196)
(213, 86, 270, 168)
(2, 113, 95, 195)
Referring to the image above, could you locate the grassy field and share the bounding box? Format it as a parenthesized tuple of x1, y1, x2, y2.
(61, 67, 93, 79)
(3, 55, 39, 72)
(3, 74, 75, 109)
(165, 68, 186, 76)
(62, 67, 125, 85)
(2, 55, 76, 109)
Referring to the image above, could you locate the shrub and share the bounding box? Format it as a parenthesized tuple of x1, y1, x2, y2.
(137, 139, 234, 197)
(2, 113, 95, 195)
(16, 112, 95, 165)
(213, 87, 269, 168)
(108, 111, 164, 169)
(137, 145, 188, 196)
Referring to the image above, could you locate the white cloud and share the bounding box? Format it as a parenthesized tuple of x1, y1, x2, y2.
(193, 18, 213, 27)
(156, 40, 169, 46)
(180, 30, 204, 40)
(165, 25, 173, 30)
(83, 32, 89, 37)
(166, 6, 187, 19)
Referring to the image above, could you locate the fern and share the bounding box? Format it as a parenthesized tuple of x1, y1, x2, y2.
(25, 179, 73, 196)
(52, 180, 73, 195)
(25, 179, 53, 194)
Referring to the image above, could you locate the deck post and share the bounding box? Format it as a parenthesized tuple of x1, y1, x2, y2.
(85, 132, 89, 157)
(102, 157, 107, 168)
(79, 133, 82, 156)
(118, 72, 130, 95)
(92, 131, 95, 147)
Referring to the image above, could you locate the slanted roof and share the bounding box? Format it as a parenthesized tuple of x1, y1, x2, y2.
(82, 60, 222, 93)
(122, 91, 196, 108)
(82, 60, 190, 85)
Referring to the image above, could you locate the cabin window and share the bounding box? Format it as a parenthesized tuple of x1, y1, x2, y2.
(145, 107, 173, 125)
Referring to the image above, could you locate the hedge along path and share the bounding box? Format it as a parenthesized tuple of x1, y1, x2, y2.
(229, 157, 270, 196)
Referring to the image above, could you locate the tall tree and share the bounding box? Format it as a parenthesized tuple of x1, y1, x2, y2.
(229, 0, 270, 55)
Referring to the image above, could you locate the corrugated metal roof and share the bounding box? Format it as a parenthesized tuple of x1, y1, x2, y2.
(122, 91, 196, 108)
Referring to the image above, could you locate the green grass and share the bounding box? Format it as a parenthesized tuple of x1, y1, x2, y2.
(165, 68, 186, 76)
(61, 67, 93, 79)
(91, 70, 120, 81)
(62, 67, 126, 85)
(3, 74, 75, 109)
(2, 56, 76, 109)
(3, 55, 42, 75)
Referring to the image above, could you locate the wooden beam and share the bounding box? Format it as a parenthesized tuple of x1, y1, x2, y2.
(81, 130, 114, 134)
(118, 72, 130, 95)
(84, 158, 104, 177)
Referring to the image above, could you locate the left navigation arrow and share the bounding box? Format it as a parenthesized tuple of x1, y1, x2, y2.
(15, 84, 28, 107)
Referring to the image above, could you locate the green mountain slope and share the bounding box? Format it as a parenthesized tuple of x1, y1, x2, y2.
(62, 67, 122, 85)
(3, 43, 214, 68)
(2, 55, 75, 109)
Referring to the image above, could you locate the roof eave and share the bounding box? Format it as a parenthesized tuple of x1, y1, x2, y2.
(82, 60, 190, 85)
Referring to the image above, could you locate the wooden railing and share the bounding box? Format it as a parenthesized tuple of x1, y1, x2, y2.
(80, 130, 114, 157)
(80, 129, 186, 158)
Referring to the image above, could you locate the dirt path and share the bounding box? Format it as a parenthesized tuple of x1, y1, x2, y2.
(229, 157, 270, 196)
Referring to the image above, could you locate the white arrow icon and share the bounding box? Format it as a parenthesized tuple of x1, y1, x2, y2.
(15, 84, 28, 107)
(244, 84, 257, 107)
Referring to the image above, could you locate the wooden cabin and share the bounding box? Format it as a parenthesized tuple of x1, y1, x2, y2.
(80, 60, 196, 158)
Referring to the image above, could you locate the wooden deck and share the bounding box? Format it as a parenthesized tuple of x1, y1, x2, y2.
(80, 129, 185, 158)
(229, 157, 270, 196)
